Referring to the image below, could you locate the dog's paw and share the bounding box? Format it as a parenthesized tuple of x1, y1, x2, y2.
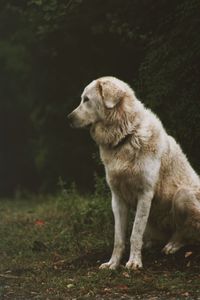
(162, 241, 183, 255)
(99, 261, 119, 270)
(125, 258, 142, 270)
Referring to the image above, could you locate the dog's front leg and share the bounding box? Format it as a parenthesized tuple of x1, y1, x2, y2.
(126, 190, 153, 270)
(100, 193, 128, 270)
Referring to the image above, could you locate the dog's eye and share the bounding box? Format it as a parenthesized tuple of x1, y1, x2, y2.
(83, 96, 90, 103)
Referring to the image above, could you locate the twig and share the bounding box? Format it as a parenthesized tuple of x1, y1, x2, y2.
(0, 273, 27, 279)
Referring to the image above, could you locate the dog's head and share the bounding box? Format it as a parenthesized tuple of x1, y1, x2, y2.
(67, 77, 134, 128)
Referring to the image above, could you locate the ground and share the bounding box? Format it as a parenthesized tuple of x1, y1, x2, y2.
(0, 190, 200, 300)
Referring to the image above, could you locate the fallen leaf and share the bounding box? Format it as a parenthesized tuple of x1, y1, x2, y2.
(122, 271, 130, 278)
(34, 219, 45, 226)
(186, 261, 191, 267)
(103, 287, 112, 293)
(181, 292, 189, 297)
(116, 285, 129, 291)
(185, 251, 193, 258)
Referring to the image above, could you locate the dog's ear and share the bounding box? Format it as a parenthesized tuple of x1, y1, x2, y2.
(97, 81, 104, 100)
(97, 80, 124, 109)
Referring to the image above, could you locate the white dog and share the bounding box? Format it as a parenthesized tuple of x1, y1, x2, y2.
(68, 77, 200, 270)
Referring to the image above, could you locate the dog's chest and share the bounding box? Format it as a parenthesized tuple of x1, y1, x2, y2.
(100, 146, 144, 203)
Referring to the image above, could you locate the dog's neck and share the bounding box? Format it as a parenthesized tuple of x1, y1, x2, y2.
(90, 121, 138, 150)
(90, 100, 144, 149)
(109, 132, 132, 149)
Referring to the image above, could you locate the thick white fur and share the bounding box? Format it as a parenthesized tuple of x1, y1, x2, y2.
(68, 76, 200, 270)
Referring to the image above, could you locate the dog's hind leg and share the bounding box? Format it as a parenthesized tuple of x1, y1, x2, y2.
(143, 223, 168, 249)
(162, 188, 200, 255)
(162, 232, 185, 255)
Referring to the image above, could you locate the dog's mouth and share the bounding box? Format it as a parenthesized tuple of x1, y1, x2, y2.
(70, 121, 92, 130)
(84, 123, 92, 129)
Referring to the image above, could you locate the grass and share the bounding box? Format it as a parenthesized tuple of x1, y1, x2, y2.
(0, 189, 200, 299)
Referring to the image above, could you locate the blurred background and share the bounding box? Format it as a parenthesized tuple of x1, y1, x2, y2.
(0, 0, 200, 196)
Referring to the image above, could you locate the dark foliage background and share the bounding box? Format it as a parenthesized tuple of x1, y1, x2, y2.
(0, 0, 200, 195)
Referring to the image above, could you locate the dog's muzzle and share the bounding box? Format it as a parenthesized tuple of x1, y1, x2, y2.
(67, 111, 91, 129)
